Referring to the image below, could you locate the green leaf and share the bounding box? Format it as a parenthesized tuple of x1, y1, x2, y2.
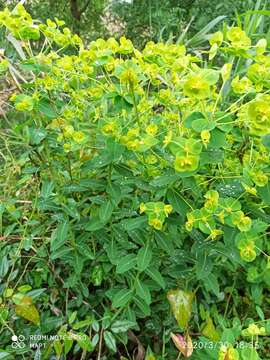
(255, 305, 264, 321)
(75, 333, 93, 352)
(137, 135, 159, 152)
(155, 232, 174, 255)
(64, 338, 73, 355)
(167, 289, 193, 329)
(18, 284, 32, 293)
(37, 99, 57, 118)
(200, 148, 224, 165)
(0, 256, 9, 278)
(196, 253, 213, 280)
(106, 138, 125, 162)
(149, 174, 181, 187)
(257, 183, 270, 205)
(203, 274, 220, 296)
(120, 216, 147, 231)
(50, 246, 72, 260)
(209, 128, 226, 148)
(76, 244, 95, 260)
(73, 252, 84, 274)
(202, 317, 220, 341)
(185, 112, 205, 129)
(201, 69, 220, 85)
(220, 329, 235, 344)
(99, 200, 114, 224)
(104, 331, 117, 352)
(104, 240, 119, 265)
(116, 254, 137, 274)
(0, 351, 11, 359)
(191, 118, 216, 132)
(51, 221, 69, 252)
(146, 267, 165, 289)
(40, 181, 54, 198)
(72, 317, 92, 330)
(111, 320, 136, 333)
(137, 243, 152, 272)
(107, 183, 122, 205)
(186, 16, 226, 47)
(134, 296, 151, 316)
(27, 288, 46, 299)
(112, 289, 133, 308)
(53, 340, 62, 357)
(85, 217, 104, 231)
(135, 278, 151, 305)
(261, 133, 270, 150)
(15, 296, 40, 325)
(240, 348, 259, 360)
(167, 189, 192, 218)
(29, 127, 47, 145)
(21, 59, 50, 73)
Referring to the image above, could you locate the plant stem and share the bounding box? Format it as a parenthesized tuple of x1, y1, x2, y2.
(97, 328, 104, 360)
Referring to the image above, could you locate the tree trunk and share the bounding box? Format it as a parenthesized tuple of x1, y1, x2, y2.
(70, 0, 82, 21)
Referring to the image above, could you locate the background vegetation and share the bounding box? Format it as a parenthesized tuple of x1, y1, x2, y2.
(0, 0, 266, 45)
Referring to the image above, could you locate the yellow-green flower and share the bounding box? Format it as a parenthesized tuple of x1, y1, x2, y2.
(247, 63, 270, 86)
(237, 237, 256, 262)
(174, 154, 199, 173)
(221, 63, 232, 82)
(0, 59, 9, 74)
(232, 211, 252, 232)
(231, 76, 253, 94)
(118, 36, 134, 54)
(227, 27, 251, 50)
(13, 94, 34, 112)
(158, 89, 172, 103)
(201, 130, 211, 146)
(256, 38, 267, 56)
(247, 95, 270, 136)
(149, 217, 163, 230)
(209, 31, 223, 46)
(145, 154, 157, 165)
(185, 212, 196, 232)
(145, 124, 158, 136)
(242, 323, 266, 336)
(204, 190, 219, 211)
(63, 143, 71, 152)
(119, 68, 138, 85)
(183, 74, 210, 99)
(72, 131, 86, 144)
(139, 203, 146, 214)
(209, 229, 223, 240)
(218, 345, 239, 360)
(102, 121, 118, 136)
(63, 125, 74, 137)
(164, 204, 173, 216)
(242, 184, 257, 196)
(250, 170, 268, 187)
(146, 355, 156, 360)
(163, 131, 172, 147)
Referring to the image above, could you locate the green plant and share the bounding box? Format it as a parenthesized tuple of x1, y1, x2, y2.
(0, 4, 270, 360)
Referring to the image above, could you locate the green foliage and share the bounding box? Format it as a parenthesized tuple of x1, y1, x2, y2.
(1, 3, 270, 360)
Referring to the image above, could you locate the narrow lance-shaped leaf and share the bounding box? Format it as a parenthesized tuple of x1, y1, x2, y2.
(51, 221, 69, 252)
(137, 242, 152, 271)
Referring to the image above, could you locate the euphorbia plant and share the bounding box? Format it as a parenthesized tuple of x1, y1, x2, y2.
(0, 4, 270, 359)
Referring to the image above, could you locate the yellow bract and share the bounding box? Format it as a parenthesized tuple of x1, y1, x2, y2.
(227, 27, 251, 50)
(174, 154, 199, 173)
(247, 95, 270, 136)
(183, 74, 210, 99)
